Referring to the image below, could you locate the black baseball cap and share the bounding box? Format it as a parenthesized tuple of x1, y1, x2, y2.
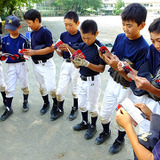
(5, 15, 20, 31)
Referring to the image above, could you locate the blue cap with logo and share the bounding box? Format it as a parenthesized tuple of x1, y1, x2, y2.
(5, 15, 20, 31)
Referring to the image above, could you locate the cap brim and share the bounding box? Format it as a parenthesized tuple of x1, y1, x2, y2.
(5, 24, 18, 31)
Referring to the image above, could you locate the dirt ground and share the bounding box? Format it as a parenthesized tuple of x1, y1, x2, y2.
(1, 15, 155, 160)
(0, 58, 133, 160)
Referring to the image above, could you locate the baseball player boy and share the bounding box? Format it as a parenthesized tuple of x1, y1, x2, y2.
(96, 3, 149, 154)
(72, 19, 106, 140)
(0, 15, 30, 121)
(51, 11, 83, 121)
(0, 34, 6, 106)
(24, 9, 57, 116)
(135, 17, 160, 99)
(128, 17, 160, 132)
(130, 18, 160, 100)
(116, 104, 160, 160)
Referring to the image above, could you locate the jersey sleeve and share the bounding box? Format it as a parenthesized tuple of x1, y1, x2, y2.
(1, 37, 6, 53)
(134, 47, 149, 70)
(111, 35, 119, 54)
(43, 28, 53, 47)
(23, 38, 30, 49)
(152, 139, 160, 160)
(60, 33, 64, 42)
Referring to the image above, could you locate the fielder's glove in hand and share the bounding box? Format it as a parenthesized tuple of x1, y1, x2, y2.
(148, 68, 160, 101)
(73, 57, 89, 67)
(109, 67, 131, 87)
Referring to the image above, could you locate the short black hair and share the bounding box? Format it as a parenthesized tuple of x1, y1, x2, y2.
(148, 18, 160, 34)
(64, 11, 79, 23)
(24, 9, 41, 23)
(121, 3, 147, 26)
(80, 20, 98, 35)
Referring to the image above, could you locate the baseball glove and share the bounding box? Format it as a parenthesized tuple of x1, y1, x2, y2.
(109, 58, 134, 87)
(148, 67, 160, 101)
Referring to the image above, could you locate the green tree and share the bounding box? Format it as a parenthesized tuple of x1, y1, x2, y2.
(0, 0, 42, 20)
(113, 0, 124, 15)
(52, 0, 102, 15)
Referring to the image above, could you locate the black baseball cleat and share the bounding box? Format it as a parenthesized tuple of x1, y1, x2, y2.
(73, 121, 90, 131)
(50, 109, 64, 121)
(109, 138, 125, 154)
(23, 100, 29, 112)
(84, 125, 97, 140)
(95, 130, 111, 145)
(69, 106, 78, 121)
(50, 103, 58, 115)
(0, 107, 13, 121)
(40, 103, 50, 115)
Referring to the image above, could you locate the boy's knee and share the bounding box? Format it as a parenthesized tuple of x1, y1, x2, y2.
(21, 87, 29, 95)
(56, 92, 63, 102)
(79, 106, 87, 112)
(40, 88, 47, 96)
(50, 89, 56, 98)
(0, 86, 5, 92)
(72, 92, 77, 98)
(5, 90, 14, 97)
(90, 111, 98, 117)
(99, 114, 110, 124)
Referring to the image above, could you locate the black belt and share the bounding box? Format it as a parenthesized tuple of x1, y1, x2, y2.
(80, 75, 95, 81)
(65, 59, 71, 63)
(33, 59, 48, 64)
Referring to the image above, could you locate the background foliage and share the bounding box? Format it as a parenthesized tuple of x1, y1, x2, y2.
(113, 0, 125, 15)
(0, 0, 124, 20)
(0, 0, 41, 19)
(52, 0, 102, 15)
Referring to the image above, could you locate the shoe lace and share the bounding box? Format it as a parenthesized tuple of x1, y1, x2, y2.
(43, 103, 49, 109)
(99, 131, 106, 138)
(87, 125, 95, 133)
(3, 109, 8, 115)
(82, 120, 88, 125)
(113, 139, 122, 147)
(2, 108, 10, 116)
(6, 106, 10, 111)
(70, 106, 76, 114)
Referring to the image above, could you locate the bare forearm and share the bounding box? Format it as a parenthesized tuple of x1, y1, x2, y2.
(32, 47, 54, 55)
(56, 50, 63, 57)
(146, 84, 160, 98)
(125, 125, 154, 160)
(67, 45, 75, 54)
(88, 63, 105, 73)
(119, 70, 131, 81)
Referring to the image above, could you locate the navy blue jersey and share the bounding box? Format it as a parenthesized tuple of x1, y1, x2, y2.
(153, 139, 160, 160)
(31, 26, 53, 61)
(0, 35, 1, 51)
(60, 30, 83, 59)
(2, 33, 30, 63)
(146, 44, 160, 76)
(78, 39, 105, 76)
(111, 33, 149, 70)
